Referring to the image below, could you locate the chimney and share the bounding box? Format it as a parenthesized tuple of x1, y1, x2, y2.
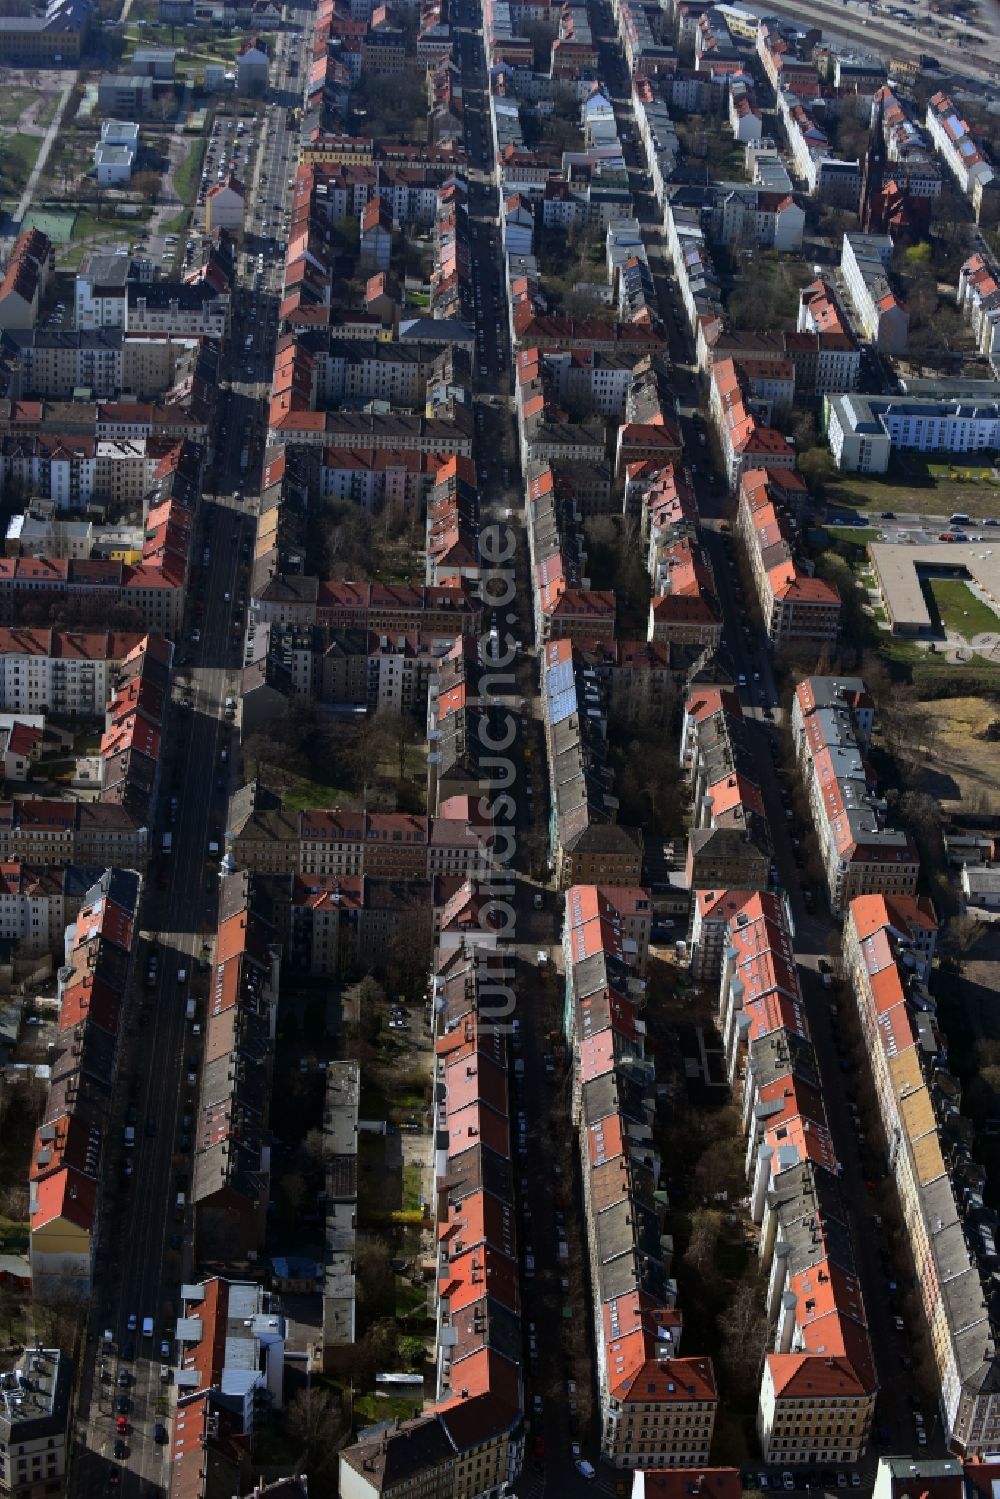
(751, 1144, 773, 1224)
(776, 1290, 797, 1354)
(767, 1240, 791, 1320)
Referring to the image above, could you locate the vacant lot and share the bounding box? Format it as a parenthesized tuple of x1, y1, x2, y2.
(917, 696, 1000, 813)
(827, 453, 1000, 519)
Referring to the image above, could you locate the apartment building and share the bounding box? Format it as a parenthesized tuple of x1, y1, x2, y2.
(526, 461, 616, 643)
(714, 895, 878, 1462)
(826, 391, 1000, 474)
(710, 357, 797, 489)
(29, 869, 141, 1299)
(925, 93, 995, 216)
(565, 885, 719, 1470)
(541, 638, 643, 887)
(840, 233, 908, 354)
(737, 468, 840, 649)
(0, 862, 108, 958)
(689, 885, 794, 983)
(191, 874, 281, 1262)
(226, 792, 491, 882)
(0, 1348, 72, 1499)
(791, 676, 918, 913)
(0, 629, 146, 717)
(169, 1279, 287, 1497)
(0, 229, 53, 331)
(842, 894, 1000, 1456)
(957, 250, 1000, 360)
(286, 873, 431, 976)
(681, 686, 772, 891)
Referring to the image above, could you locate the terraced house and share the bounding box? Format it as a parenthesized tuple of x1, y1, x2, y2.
(564, 883, 719, 1469)
(714, 892, 877, 1463)
(791, 676, 918, 914)
(842, 894, 1000, 1457)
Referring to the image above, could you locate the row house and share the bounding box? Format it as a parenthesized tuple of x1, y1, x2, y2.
(425, 453, 480, 586)
(841, 894, 1000, 1456)
(689, 884, 794, 983)
(226, 792, 492, 882)
(0, 466, 195, 635)
(0, 799, 148, 869)
(756, 23, 820, 101)
(319, 446, 447, 510)
(339, 939, 525, 1499)
(98, 634, 172, 832)
(663, 204, 724, 336)
(29, 869, 141, 1299)
(241, 620, 452, 732)
(0, 228, 53, 331)
(737, 468, 841, 650)
(714, 893, 878, 1463)
(632, 77, 680, 207)
(791, 676, 918, 913)
(563, 635, 714, 730)
(564, 883, 719, 1469)
(776, 89, 860, 204)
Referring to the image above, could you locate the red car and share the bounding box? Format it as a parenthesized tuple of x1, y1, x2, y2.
(116, 1416, 128, 1434)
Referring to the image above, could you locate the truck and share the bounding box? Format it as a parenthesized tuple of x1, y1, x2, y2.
(142, 1317, 154, 1339)
(124, 1126, 135, 1147)
(161, 832, 172, 854)
(185, 999, 196, 1022)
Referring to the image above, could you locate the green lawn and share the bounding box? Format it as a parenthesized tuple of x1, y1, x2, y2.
(160, 206, 190, 236)
(926, 578, 1000, 639)
(73, 208, 150, 239)
(402, 1163, 423, 1212)
(352, 1391, 421, 1426)
(173, 136, 206, 205)
(0, 90, 40, 127)
(0, 1216, 29, 1253)
(282, 773, 352, 812)
(0, 132, 41, 196)
(826, 525, 879, 547)
(34, 94, 61, 129)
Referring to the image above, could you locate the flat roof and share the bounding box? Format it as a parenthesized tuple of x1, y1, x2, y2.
(869, 540, 1000, 633)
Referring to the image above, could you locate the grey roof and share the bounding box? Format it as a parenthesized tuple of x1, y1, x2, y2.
(440, 1143, 513, 1208)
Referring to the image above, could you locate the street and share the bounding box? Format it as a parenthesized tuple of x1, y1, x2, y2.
(70, 7, 316, 1491)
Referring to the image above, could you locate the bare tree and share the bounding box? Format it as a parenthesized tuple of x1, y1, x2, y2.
(284, 1386, 348, 1488)
(720, 1279, 767, 1399)
(682, 1208, 723, 1283)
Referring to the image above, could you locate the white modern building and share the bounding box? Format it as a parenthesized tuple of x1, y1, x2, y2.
(826, 391, 1000, 473)
(840, 232, 908, 354)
